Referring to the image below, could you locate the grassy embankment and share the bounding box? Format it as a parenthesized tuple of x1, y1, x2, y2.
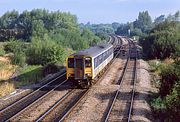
(0, 55, 43, 97)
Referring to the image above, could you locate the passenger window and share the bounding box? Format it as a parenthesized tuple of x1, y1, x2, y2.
(68, 58, 74, 68)
(94, 58, 97, 68)
(103, 53, 106, 60)
(85, 58, 91, 67)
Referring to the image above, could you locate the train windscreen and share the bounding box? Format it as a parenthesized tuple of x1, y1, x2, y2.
(68, 58, 74, 68)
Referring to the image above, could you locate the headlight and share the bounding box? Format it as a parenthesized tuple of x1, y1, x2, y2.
(69, 74, 74, 77)
(86, 73, 91, 76)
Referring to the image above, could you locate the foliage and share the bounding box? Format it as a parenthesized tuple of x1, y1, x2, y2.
(4, 40, 27, 66)
(0, 44, 5, 56)
(115, 11, 153, 37)
(154, 15, 165, 25)
(165, 81, 180, 121)
(159, 64, 180, 97)
(80, 22, 116, 34)
(133, 11, 153, 33)
(140, 20, 180, 59)
(26, 36, 67, 65)
(15, 65, 43, 87)
(4, 39, 27, 53)
(43, 63, 65, 76)
(10, 52, 26, 67)
(0, 9, 101, 51)
(151, 80, 180, 121)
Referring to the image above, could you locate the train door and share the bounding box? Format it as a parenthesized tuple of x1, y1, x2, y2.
(74, 58, 85, 80)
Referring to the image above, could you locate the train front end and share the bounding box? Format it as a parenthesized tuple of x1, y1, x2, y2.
(66, 55, 92, 88)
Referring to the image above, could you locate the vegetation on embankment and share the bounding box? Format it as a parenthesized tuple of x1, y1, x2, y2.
(139, 12, 180, 121)
(0, 9, 101, 97)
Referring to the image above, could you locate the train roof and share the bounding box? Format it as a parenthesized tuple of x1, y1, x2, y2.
(71, 43, 113, 58)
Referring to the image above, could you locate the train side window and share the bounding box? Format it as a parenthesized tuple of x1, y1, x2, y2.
(99, 54, 102, 64)
(103, 52, 106, 60)
(94, 58, 97, 68)
(97, 55, 100, 66)
(85, 58, 91, 67)
(68, 58, 74, 68)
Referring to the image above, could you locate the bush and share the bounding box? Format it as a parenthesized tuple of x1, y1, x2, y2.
(4, 39, 27, 53)
(26, 37, 67, 65)
(160, 64, 179, 97)
(0, 47, 5, 56)
(42, 63, 65, 76)
(10, 52, 26, 67)
(165, 81, 180, 121)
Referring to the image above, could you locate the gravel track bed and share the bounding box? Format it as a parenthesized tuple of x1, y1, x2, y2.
(0, 89, 32, 111)
(11, 88, 70, 121)
(99, 57, 124, 86)
(42, 89, 86, 121)
(65, 86, 119, 122)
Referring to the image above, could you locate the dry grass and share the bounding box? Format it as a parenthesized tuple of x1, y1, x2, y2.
(0, 56, 16, 97)
(0, 60, 16, 81)
(163, 58, 174, 65)
(0, 81, 15, 97)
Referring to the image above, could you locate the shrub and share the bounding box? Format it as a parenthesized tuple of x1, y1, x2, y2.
(10, 52, 26, 67)
(160, 64, 179, 97)
(165, 81, 180, 121)
(150, 96, 167, 121)
(4, 39, 27, 53)
(0, 47, 5, 56)
(42, 63, 65, 76)
(26, 37, 67, 65)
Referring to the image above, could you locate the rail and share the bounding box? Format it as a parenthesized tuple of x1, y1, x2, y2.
(0, 72, 66, 121)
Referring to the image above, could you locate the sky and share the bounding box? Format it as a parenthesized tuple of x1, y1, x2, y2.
(0, 0, 179, 24)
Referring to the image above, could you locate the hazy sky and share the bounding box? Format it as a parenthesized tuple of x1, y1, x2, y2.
(0, 0, 179, 23)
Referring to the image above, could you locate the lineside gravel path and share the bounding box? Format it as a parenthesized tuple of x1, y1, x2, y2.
(132, 59, 156, 122)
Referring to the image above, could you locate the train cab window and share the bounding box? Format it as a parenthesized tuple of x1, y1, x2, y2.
(68, 58, 74, 68)
(85, 58, 91, 67)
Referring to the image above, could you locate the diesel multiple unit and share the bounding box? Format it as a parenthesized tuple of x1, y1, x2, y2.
(66, 44, 114, 87)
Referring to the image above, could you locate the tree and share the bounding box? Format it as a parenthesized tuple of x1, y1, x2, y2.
(133, 11, 153, 33)
(154, 15, 165, 25)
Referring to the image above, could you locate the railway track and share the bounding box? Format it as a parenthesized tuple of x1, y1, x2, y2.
(35, 88, 89, 122)
(0, 35, 125, 122)
(0, 72, 67, 122)
(103, 39, 137, 122)
(35, 36, 123, 122)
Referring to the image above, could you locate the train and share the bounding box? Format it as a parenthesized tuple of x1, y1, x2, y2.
(66, 43, 114, 88)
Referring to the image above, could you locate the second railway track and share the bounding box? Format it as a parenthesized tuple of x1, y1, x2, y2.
(103, 39, 137, 122)
(0, 72, 67, 122)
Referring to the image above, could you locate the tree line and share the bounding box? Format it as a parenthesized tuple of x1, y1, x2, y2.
(0, 9, 101, 66)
